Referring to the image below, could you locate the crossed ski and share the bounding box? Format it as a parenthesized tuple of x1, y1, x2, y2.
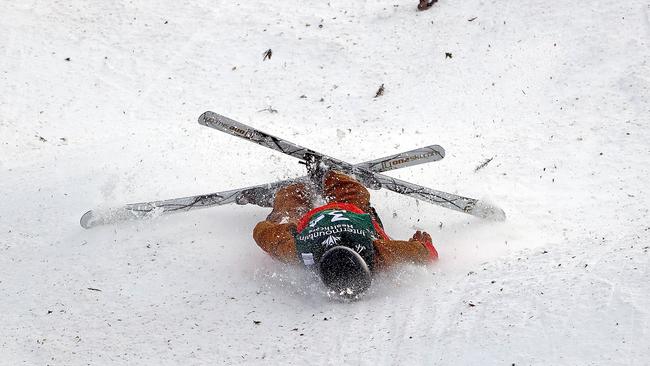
(80, 112, 504, 229)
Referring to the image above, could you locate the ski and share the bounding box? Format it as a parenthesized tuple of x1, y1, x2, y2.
(199, 111, 506, 221)
(80, 180, 290, 229)
(80, 145, 444, 229)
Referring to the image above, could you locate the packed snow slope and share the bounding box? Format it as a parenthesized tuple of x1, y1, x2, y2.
(1, 0, 649, 365)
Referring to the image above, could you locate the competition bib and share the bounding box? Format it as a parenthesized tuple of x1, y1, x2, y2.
(294, 209, 376, 269)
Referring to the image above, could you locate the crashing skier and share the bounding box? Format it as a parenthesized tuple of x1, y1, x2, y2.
(80, 111, 505, 299)
(253, 170, 438, 298)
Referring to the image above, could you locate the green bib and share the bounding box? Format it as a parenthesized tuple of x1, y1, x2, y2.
(294, 209, 377, 269)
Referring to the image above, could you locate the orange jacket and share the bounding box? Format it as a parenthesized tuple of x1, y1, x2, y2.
(253, 202, 437, 270)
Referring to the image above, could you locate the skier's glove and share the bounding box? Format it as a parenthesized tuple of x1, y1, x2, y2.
(410, 230, 439, 261)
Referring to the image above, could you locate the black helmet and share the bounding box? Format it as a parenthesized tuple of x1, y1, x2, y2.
(319, 246, 372, 298)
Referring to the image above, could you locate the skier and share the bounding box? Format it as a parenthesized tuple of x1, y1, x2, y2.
(253, 171, 438, 296)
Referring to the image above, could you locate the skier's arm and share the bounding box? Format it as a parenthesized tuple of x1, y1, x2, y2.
(252, 220, 300, 264)
(372, 231, 438, 270)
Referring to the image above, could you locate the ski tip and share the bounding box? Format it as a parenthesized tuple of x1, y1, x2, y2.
(472, 201, 507, 222)
(80, 210, 95, 229)
(80, 208, 126, 229)
(430, 144, 445, 159)
(197, 111, 216, 126)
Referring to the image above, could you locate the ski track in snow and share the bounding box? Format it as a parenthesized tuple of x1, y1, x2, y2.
(1, 0, 649, 365)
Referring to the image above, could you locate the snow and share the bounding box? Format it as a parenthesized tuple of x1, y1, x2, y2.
(1, 0, 649, 365)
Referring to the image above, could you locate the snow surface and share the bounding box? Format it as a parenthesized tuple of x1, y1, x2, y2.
(1, 0, 649, 365)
